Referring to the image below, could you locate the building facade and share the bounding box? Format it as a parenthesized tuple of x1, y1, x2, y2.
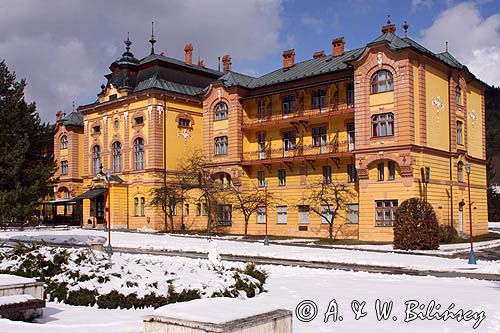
(53, 22, 488, 241)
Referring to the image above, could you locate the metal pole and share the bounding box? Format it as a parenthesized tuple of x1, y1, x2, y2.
(106, 170, 112, 255)
(466, 164, 476, 264)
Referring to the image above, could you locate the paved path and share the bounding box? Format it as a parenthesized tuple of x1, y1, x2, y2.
(452, 245, 500, 261)
(3, 239, 499, 282)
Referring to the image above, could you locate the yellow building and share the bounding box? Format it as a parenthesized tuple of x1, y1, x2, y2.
(53, 22, 489, 241)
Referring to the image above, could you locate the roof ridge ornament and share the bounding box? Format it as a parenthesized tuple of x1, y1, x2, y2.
(149, 21, 156, 55)
(403, 21, 409, 38)
(125, 32, 131, 53)
(387, 14, 391, 25)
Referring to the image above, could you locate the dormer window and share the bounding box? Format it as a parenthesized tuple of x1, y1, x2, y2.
(371, 70, 394, 94)
(109, 94, 117, 101)
(135, 116, 144, 125)
(93, 126, 100, 134)
(179, 118, 191, 128)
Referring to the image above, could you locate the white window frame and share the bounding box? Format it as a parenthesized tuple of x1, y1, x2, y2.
(257, 206, 266, 224)
(277, 206, 287, 224)
(298, 205, 310, 224)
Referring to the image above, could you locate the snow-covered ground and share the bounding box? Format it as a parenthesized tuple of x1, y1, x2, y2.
(1, 263, 499, 333)
(489, 222, 500, 229)
(1, 228, 499, 274)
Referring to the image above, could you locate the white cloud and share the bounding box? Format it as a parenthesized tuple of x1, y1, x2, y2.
(411, 0, 434, 11)
(301, 14, 323, 33)
(0, 0, 284, 121)
(419, 2, 500, 86)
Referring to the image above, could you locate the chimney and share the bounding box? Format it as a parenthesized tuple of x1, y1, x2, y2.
(282, 49, 295, 69)
(313, 50, 326, 59)
(222, 55, 231, 73)
(197, 59, 205, 68)
(332, 37, 345, 57)
(184, 44, 193, 65)
(56, 111, 63, 122)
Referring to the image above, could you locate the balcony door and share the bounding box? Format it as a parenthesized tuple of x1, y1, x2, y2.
(282, 131, 296, 157)
(313, 127, 327, 154)
(257, 133, 266, 160)
(347, 122, 355, 151)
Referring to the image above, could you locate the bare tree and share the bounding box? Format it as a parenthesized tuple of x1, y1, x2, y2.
(224, 184, 274, 239)
(149, 177, 186, 232)
(301, 180, 354, 243)
(177, 149, 220, 234)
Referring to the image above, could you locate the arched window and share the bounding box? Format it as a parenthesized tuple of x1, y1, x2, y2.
(140, 197, 146, 216)
(214, 102, 228, 121)
(371, 70, 394, 94)
(92, 145, 101, 175)
(455, 85, 462, 106)
(133, 138, 145, 170)
(134, 197, 139, 216)
(112, 141, 122, 173)
(60, 135, 68, 149)
(457, 162, 464, 183)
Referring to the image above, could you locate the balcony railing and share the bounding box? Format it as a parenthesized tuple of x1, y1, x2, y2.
(242, 103, 354, 129)
(243, 140, 352, 162)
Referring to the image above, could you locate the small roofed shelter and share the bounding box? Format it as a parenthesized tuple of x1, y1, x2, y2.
(39, 198, 82, 226)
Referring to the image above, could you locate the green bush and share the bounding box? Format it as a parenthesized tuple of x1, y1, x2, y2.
(394, 198, 440, 250)
(66, 288, 97, 306)
(439, 224, 459, 244)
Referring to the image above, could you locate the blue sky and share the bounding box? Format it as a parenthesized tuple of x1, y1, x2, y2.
(0, 0, 498, 121)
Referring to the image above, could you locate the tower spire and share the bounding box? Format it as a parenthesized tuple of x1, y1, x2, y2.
(149, 21, 156, 55)
(403, 21, 409, 38)
(125, 32, 131, 53)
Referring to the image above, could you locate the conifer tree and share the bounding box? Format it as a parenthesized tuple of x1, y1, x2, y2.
(0, 60, 55, 223)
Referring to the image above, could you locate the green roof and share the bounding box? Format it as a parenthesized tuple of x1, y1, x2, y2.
(220, 31, 466, 90)
(62, 112, 83, 127)
(134, 75, 204, 96)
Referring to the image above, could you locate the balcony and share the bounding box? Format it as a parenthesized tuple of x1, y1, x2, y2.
(242, 140, 352, 165)
(242, 103, 354, 129)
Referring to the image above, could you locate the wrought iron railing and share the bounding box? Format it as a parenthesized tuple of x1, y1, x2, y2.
(243, 140, 351, 161)
(243, 103, 354, 127)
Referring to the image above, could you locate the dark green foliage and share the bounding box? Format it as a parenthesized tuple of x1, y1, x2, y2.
(487, 187, 500, 222)
(0, 60, 55, 223)
(394, 198, 440, 250)
(438, 224, 459, 244)
(96, 290, 126, 309)
(241, 263, 267, 290)
(66, 289, 97, 306)
(45, 282, 68, 302)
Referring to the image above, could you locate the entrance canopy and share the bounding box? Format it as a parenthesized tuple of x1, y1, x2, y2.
(74, 188, 107, 200)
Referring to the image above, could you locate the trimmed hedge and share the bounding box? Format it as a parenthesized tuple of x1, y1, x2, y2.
(394, 198, 440, 250)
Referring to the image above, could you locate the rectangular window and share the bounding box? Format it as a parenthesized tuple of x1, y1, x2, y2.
(61, 161, 68, 176)
(388, 161, 396, 180)
(282, 95, 296, 115)
(298, 205, 310, 224)
(217, 205, 232, 226)
(312, 89, 327, 110)
(258, 99, 267, 120)
(456, 120, 463, 145)
(312, 127, 327, 152)
(375, 200, 398, 226)
(323, 165, 332, 184)
(179, 118, 191, 127)
(93, 126, 100, 134)
(278, 169, 286, 186)
(257, 206, 266, 224)
(277, 206, 287, 224)
(196, 203, 201, 216)
(347, 83, 355, 107)
(347, 164, 357, 182)
(346, 204, 359, 224)
(258, 170, 266, 187)
(184, 204, 189, 216)
(377, 162, 385, 181)
(171, 203, 177, 216)
(321, 205, 332, 224)
(257, 132, 266, 159)
(135, 116, 144, 125)
(347, 122, 355, 151)
(282, 130, 296, 156)
(372, 113, 394, 137)
(214, 136, 228, 155)
(202, 203, 208, 216)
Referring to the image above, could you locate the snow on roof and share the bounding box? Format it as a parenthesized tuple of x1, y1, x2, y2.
(0, 274, 36, 287)
(150, 298, 281, 324)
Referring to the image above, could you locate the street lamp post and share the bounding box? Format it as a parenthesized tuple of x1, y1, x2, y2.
(465, 163, 476, 264)
(105, 169, 113, 255)
(263, 180, 269, 246)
